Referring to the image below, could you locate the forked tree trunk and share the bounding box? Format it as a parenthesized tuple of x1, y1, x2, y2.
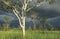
(17, 16, 26, 39)
(13, 8, 26, 39)
(18, 16, 26, 39)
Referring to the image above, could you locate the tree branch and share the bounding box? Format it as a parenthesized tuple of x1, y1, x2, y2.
(13, 9, 23, 28)
(2, 0, 11, 6)
(26, 0, 47, 12)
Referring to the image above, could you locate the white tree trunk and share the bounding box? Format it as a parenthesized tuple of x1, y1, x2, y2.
(13, 9, 26, 38)
(22, 26, 25, 38)
(21, 17, 26, 38)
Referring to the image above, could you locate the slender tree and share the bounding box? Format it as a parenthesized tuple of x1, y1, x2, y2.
(40, 17, 47, 33)
(46, 23, 52, 30)
(41, 17, 47, 29)
(3, 15, 12, 30)
(30, 11, 39, 30)
(0, 0, 55, 38)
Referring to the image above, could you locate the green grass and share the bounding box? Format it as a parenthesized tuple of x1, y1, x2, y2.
(0, 30, 60, 39)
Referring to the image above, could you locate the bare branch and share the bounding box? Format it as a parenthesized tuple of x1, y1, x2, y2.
(13, 7, 19, 14)
(26, 0, 47, 12)
(22, 0, 32, 11)
(22, 0, 27, 11)
(13, 9, 23, 28)
(2, 0, 11, 6)
(13, 6, 22, 18)
(26, 0, 32, 3)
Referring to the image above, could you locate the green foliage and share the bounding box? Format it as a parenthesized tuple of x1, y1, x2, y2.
(46, 23, 52, 30)
(29, 10, 39, 20)
(37, 0, 44, 3)
(36, 24, 40, 29)
(37, 0, 55, 4)
(49, 0, 55, 4)
(0, 0, 55, 11)
(41, 17, 47, 24)
(3, 15, 12, 30)
(0, 1, 8, 11)
(3, 15, 12, 23)
(46, 24, 52, 27)
(0, 0, 22, 12)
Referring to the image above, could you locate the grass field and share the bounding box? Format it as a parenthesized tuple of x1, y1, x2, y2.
(0, 30, 60, 39)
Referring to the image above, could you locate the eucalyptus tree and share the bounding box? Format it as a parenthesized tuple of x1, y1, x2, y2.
(3, 15, 12, 30)
(41, 17, 47, 29)
(46, 23, 52, 30)
(0, 0, 55, 38)
(30, 10, 39, 30)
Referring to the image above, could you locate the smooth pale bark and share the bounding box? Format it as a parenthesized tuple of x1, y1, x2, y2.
(22, 25, 25, 39)
(21, 17, 26, 38)
(13, 9, 26, 38)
